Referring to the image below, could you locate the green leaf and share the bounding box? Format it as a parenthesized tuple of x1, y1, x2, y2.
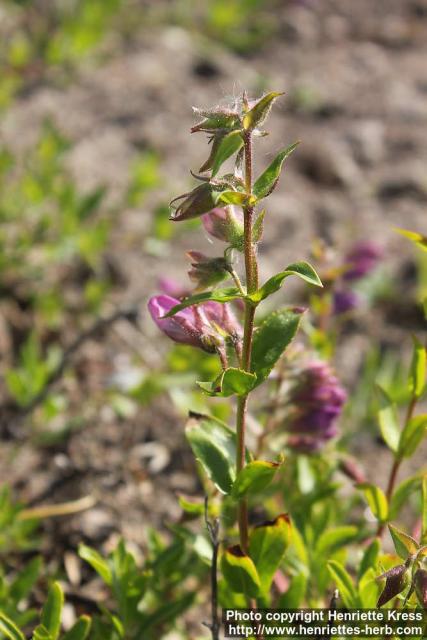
(358, 539, 381, 580)
(185, 413, 240, 494)
(252, 209, 266, 243)
(243, 92, 284, 130)
(327, 560, 358, 608)
(221, 545, 260, 597)
(40, 582, 63, 640)
(356, 483, 388, 522)
(398, 414, 427, 459)
(315, 526, 359, 556)
(62, 616, 92, 640)
(178, 495, 205, 516)
(422, 476, 427, 544)
(253, 142, 299, 200)
(197, 368, 257, 397)
(10, 556, 42, 602)
(232, 460, 281, 499)
(211, 131, 243, 177)
(78, 545, 112, 586)
(376, 385, 400, 453)
(390, 474, 422, 519)
(277, 573, 307, 608)
(408, 336, 426, 398)
(249, 514, 292, 593)
(164, 288, 243, 317)
(32, 626, 51, 640)
(0, 613, 25, 640)
(388, 524, 418, 560)
(250, 261, 322, 303)
(251, 307, 304, 385)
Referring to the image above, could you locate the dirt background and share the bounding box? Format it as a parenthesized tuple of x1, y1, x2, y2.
(1, 0, 427, 600)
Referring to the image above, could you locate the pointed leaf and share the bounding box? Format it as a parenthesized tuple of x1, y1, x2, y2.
(62, 616, 92, 640)
(395, 227, 427, 252)
(398, 414, 427, 458)
(316, 526, 358, 556)
(243, 92, 284, 130)
(249, 514, 292, 593)
(211, 131, 243, 177)
(408, 336, 426, 398)
(250, 261, 322, 303)
(164, 288, 243, 317)
(0, 613, 26, 640)
(32, 627, 52, 640)
(251, 307, 304, 385)
(197, 368, 257, 397)
(327, 560, 358, 608)
(78, 545, 112, 585)
(376, 385, 400, 453)
(40, 582, 63, 640)
(253, 142, 299, 200)
(358, 538, 381, 580)
(388, 524, 418, 560)
(390, 474, 422, 519)
(252, 209, 266, 243)
(221, 545, 260, 597)
(356, 483, 388, 522)
(232, 460, 281, 499)
(185, 413, 242, 494)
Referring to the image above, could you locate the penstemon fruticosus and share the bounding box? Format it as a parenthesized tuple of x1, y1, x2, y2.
(149, 91, 324, 631)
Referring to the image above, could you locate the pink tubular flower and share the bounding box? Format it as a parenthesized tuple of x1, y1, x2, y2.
(285, 360, 347, 453)
(201, 206, 244, 248)
(148, 295, 242, 352)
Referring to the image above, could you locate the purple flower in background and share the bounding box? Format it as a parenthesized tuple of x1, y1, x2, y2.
(343, 241, 383, 281)
(285, 360, 347, 453)
(148, 295, 242, 352)
(333, 289, 360, 315)
(158, 277, 189, 300)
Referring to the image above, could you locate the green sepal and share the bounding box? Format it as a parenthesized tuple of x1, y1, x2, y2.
(251, 307, 304, 385)
(253, 142, 299, 200)
(221, 545, 260, 597)
(249, 514, 292, 593)
(243, 92, 284, 130)
(388, 524, 418, 560)
(197, 368, 257, 397)
(215, 191, 256, 207)
(210, 130, 244, 177)
(356, 483, 388, 522)
(249, 261, 322, 303)
(231, 459, 282, 499)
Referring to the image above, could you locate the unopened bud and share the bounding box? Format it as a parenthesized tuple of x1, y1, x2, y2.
(377, 564, 409, 607)
(201, 206, 244, 249)
(187, 251, 229, 290)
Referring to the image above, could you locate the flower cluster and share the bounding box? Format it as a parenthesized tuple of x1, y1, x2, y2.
(284, 359, 347, 453)
(148, 295, 241, 355)
(333, 240, 383, 315)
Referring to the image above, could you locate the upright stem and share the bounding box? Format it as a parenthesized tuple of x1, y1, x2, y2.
(235, 129, 259, 553)
(376, 395, 418, 538)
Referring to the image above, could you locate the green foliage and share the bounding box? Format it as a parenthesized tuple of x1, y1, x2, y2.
(253, 142, 299, 200)
(249, 514, 291, 593)
(221, 546, 260, 597)
(250, 261, 322, 303)
(231, 460, 281, 498)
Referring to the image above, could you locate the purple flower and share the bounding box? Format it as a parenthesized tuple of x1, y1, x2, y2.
(148, 295, 242, 352)
(333, 289, 360, 315)
(284, 360, 347, 453)
(343, 241, 383, 281)
(201, 206, 244, 248)
(158, 277, 189, 300)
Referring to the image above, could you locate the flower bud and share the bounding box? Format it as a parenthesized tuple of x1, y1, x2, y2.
(170, 183, 218, 222)
(414, 568, 427, 608)
(333, 289, 360, 315)
(201, 206, 244, 249)
(187, 251, 229, 290)
(377, 564, 409, 607)
(338, 456, 366, 484)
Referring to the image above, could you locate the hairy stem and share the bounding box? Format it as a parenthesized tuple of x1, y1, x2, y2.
(376, 395, 418, 538)
(235, 128, 259, 553)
